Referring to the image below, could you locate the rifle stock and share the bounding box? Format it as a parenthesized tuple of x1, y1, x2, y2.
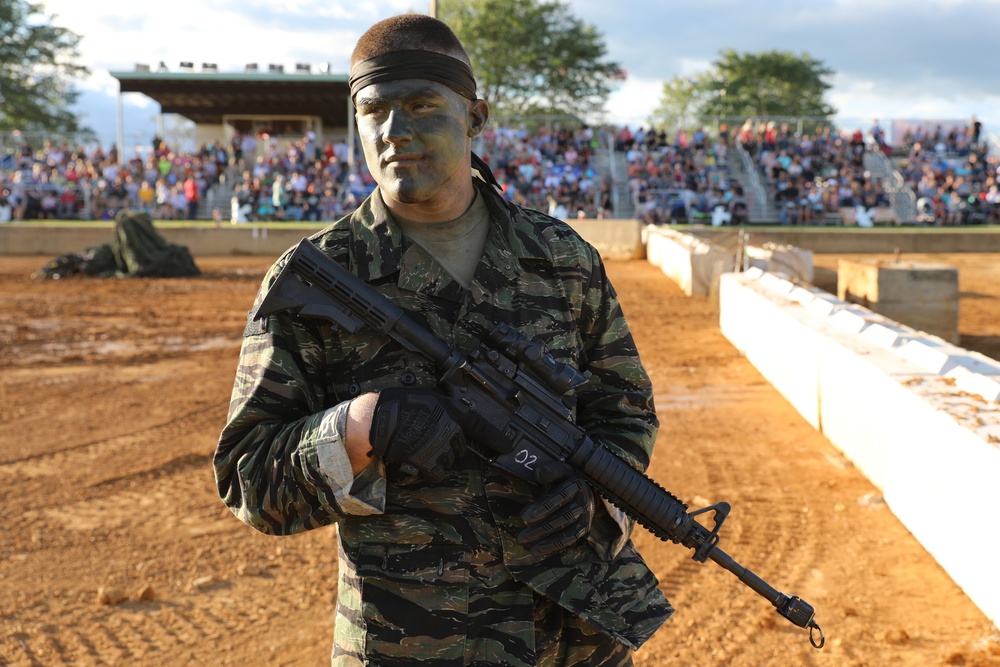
(253, 238, 825, 648)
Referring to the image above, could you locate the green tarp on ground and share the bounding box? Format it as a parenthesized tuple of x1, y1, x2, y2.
(39, 211, 200, 279)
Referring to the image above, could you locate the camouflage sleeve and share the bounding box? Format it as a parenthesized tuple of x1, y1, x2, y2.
(214, 267, 386, 535)
(573, 245, 659, 557)
(574, 246, 659, 473)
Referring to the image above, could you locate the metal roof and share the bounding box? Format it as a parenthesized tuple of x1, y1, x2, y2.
(109, 71, 353, 127)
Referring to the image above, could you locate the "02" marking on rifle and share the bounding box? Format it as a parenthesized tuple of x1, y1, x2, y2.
(514, 449, 537, 469)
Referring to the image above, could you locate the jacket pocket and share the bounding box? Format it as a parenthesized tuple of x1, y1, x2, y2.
(356, 544, 470, 664)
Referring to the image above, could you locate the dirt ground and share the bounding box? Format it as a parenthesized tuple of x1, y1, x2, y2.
(2, 249, 1000, 667)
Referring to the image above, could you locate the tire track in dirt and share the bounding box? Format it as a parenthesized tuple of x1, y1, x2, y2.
(639, 396, 824, 663)
(5, 498, 332, 667)
(4, 256, 1000, 667)
(0, 402, 222, 489)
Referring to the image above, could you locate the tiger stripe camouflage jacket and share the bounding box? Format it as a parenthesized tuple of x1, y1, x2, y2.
(215, 178, 673, 665)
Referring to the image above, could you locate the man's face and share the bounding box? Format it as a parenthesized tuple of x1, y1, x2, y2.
(354, 78, 485, 214)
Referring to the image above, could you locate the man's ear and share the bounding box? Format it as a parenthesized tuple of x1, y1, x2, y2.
(467, 99, 490, 138)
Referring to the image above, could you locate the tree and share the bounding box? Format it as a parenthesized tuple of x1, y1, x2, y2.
(651, 76, 709, 135)
(0, 0, 90, 135)
(652, 49, 836, 135)
(439, 0, 624, 120)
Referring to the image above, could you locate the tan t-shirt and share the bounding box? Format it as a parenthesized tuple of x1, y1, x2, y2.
(391, 190, 490, 289)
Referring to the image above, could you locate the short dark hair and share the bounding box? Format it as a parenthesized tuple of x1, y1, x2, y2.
(351, 14, 471, 70)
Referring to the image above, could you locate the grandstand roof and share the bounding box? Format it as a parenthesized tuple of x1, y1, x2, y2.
(109, 71, 352, 127)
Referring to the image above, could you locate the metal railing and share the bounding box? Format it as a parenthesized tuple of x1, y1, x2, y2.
(606, 138, 623, 217)
(734, 141, 767, 212)
(863, 146, 917, 224)
(985, 131, 1000, 162)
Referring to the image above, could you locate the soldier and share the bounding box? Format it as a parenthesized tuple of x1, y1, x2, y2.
(215, 13, 671, 666)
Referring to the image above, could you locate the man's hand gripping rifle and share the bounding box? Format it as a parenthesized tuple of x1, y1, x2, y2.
(254, 239, 825, 649)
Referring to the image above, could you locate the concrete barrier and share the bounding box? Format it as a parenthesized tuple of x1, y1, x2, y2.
(744, 241, 814, 283)
(644, 226, 814, 296)
(644, 226, 736, 296)
(0, 218, 645, 261)
(0, 224, 310, 257)
(695, 227, 1000, 254)
(720, 268, 1000, 629)
(837, 258, 959, 344)
(564, 218, 645, 260)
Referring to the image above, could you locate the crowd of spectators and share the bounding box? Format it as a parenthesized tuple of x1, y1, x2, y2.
(890, 119, 1000, 225)
(613, 124, 749, 225)
(478, 122, 607, 219)
(1, 117, 994, 227)
(738, 119, 892, 225)
(225, 131, 374, 223)
(1, 136, 219, 223)
(0, 123, 618, 224)
(0, 131, 373, 224)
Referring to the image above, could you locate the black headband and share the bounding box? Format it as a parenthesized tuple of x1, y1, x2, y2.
(349, 50, 478, 101)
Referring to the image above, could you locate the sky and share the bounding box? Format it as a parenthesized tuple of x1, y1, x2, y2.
(35, 0, 1000, 153)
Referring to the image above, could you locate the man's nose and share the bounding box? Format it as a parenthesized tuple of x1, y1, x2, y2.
(382, 110, 414, 144)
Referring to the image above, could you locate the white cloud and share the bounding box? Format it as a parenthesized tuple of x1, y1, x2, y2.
(604, 77, 663, 128)
(676, 58, 713, 79)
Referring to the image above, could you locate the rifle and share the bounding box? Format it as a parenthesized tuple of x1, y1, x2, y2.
(254, 238, 825, 649)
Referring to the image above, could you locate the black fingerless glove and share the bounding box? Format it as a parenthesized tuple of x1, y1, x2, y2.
(517, 461, 596, 558)
(369, 388, 467, 482)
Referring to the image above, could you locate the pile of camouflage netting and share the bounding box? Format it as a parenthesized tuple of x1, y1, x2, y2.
(38, 211, 200, 279)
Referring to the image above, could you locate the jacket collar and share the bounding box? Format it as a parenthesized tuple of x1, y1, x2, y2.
(345, 177, 554, 292)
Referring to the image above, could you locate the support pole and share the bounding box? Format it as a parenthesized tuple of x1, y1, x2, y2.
(116, 90, 125, 165)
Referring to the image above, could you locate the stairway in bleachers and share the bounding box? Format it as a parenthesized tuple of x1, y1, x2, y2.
(610, 151, 635, 219)
(590, 148, 635, 219)
(730, 143, 779, 224)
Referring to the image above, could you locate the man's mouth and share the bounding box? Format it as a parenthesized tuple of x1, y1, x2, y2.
(385, 154, 424, 167)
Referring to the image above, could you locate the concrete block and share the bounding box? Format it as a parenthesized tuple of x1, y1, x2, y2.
(837, 259, 959, 344)
(831, 307, 872, 334)
(744, 242, 815, 283)
(645, 227, 735, 297)
(883, 416, 1000, 630)
(816, 337, 903, 488)
(788, 285, 818, 306)
(566, 219, 643, 260)
(897, 338, 959, 374)
(890, 265, 958, 301)
(720, 268, 1000, 628)
(720, 273, 822, 428)
(805, 295, 839, 317)
(860, 320, 915, 349)
(874, 301, 960, 343)
(758, 272, 795, 294)
(945, 366, 1000, 403)
(950, 351, 1000, 376)
(646, 229, 815, 299)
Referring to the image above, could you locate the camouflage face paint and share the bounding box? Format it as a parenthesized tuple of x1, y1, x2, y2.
(354, 79, 480, 218)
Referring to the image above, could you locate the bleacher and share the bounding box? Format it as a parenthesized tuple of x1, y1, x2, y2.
(880, 121, 1000, 226)
(2, 118, 995, 225)
(734, 118, 999, 227)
